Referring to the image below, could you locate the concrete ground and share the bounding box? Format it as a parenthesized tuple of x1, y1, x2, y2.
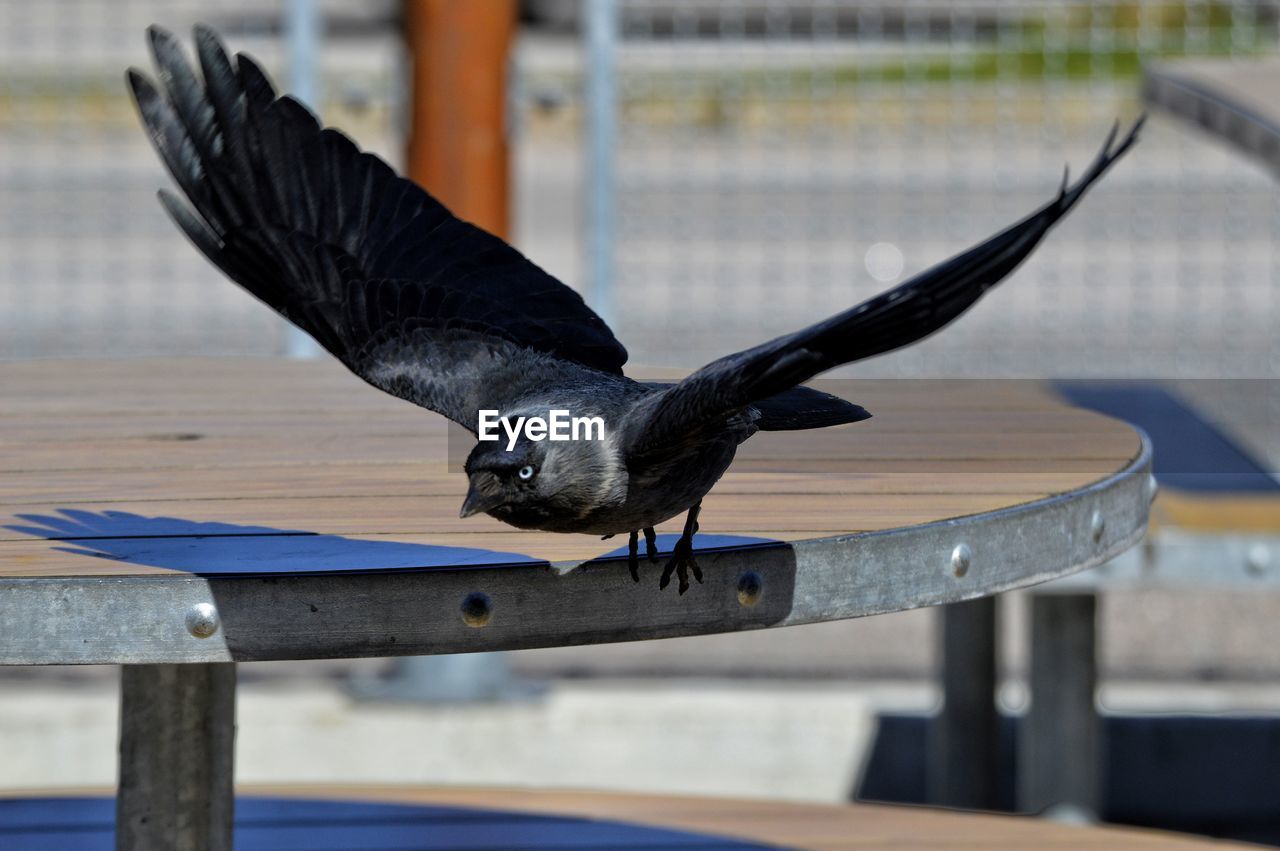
(9, 670, 1280, 802)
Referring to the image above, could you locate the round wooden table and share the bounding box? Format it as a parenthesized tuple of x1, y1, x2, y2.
(0, 358, 1154, 849)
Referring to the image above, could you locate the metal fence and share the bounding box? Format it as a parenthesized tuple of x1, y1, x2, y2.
(0, 0, 401, 359)
(587, 0, 1280, 378)
(2, 0, 1278, 382)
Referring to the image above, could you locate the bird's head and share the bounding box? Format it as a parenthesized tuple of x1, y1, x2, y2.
(460, 430, 623, 529)
(460, 437, 558, 526)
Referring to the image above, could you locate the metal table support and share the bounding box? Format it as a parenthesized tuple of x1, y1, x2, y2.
(116, 663, 237, 851)
(929, 597, 1001, 810)
(1018, 594, 1100, 818)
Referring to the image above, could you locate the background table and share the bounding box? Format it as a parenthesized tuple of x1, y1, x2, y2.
(0, 358, 1153, 849)
(0, 786, 1253, 850)
(1144, 56, 1280, 176)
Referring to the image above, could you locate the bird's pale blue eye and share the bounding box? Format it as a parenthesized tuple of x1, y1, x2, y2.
(518, 465, 536, 481)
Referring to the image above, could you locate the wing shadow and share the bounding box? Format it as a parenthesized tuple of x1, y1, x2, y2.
(4, 509, 546, 576)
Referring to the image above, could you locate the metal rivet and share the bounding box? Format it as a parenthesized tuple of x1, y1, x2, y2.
(1147, 474, 1159, 504)
(951, 544, 971, 578)
(1090, 510, 1106, 543)
(737, 571, 764, 607)
(184, 603, 220, 639)
(1246, 544, 1271, 577)
(460, 592, 492, 628)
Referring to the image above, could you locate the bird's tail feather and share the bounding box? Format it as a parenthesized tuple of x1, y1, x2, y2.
(752, 386, 871, 431)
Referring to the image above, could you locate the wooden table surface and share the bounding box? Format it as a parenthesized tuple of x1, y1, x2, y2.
(0, 358, 1142, 578)
(325, 787, 1255, 850)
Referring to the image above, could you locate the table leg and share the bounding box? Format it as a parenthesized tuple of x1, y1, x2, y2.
(929, 596, 1001, 810)
(116, 663, 237, 851)
(1018, 593, 1100, 819)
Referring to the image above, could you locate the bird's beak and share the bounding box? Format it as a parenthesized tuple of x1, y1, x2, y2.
(459, 476, 504, 519)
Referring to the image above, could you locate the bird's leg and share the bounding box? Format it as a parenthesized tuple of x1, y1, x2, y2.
(659, 502, 704, 594)
(643, 527, 659, 562)
(627, 530, 640, 583)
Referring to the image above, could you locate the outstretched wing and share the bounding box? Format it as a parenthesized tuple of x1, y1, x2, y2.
(630, 118, 1143, 459)
(129, 25, 627, 429)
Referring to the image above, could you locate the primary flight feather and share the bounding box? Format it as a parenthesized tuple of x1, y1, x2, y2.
(130, 25, 1142, 592)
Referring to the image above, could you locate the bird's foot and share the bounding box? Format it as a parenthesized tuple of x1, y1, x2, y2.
(627, 530, 641, 583)
(623, 528, 661, 583)
(643, 527, 658, 562)
(659, 534, 703, 594)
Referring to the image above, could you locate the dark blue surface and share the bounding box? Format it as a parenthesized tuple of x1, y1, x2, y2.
(1055, 381, 1279, 494)
(860, 713, 1280, 847)
(2, 510, 547, 576)
(597, 534, 782, 560)
(3, 512, 784, 577)
(0, 796, 778, 850)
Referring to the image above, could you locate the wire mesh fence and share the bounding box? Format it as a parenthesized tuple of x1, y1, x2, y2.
(596, 0, 1280, 378)
(0, 0, 401, 359)
(1, 1, 1277, 382)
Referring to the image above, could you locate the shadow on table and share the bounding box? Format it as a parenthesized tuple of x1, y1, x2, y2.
(4, 509, 545, 576)
(4, 509, 784, 577)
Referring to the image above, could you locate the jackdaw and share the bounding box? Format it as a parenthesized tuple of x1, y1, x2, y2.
(129, 26, 1142, 592)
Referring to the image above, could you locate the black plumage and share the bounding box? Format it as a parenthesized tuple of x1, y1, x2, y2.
(130, 26, 1142, 592)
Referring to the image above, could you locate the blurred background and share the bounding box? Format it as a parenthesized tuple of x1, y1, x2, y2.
(1, 0, 1279, 845)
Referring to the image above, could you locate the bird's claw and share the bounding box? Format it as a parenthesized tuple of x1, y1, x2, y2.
(659, 536, 703, 595)
(628, 510, 700, 592)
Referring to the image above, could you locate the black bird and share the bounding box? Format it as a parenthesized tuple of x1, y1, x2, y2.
(129, 26, 1142, 593)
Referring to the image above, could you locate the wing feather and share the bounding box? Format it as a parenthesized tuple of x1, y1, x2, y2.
(130, 25, 627, 429)
(633, 118, 1144, 458)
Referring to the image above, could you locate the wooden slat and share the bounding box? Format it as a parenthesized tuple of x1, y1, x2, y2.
(0, 436, 1136, 474)
(0, 465, 1121, 505)
(0, 491, 1049, 540)
(1155, 492, 1280, 533)
(0, 423, 1138, 473)
(0, 408, 1125, 441)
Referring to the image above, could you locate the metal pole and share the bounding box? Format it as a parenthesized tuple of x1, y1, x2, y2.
(584, 0, 618, 328)
(284, 0, 323, 359)
(117, 663, 237, 851)
(402, 0, 516, 238)
(929, 597, 1002, 810)
(1019, 593, 1101, 819)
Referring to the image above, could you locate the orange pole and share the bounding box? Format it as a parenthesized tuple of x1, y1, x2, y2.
(403, 0, 516, 240)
